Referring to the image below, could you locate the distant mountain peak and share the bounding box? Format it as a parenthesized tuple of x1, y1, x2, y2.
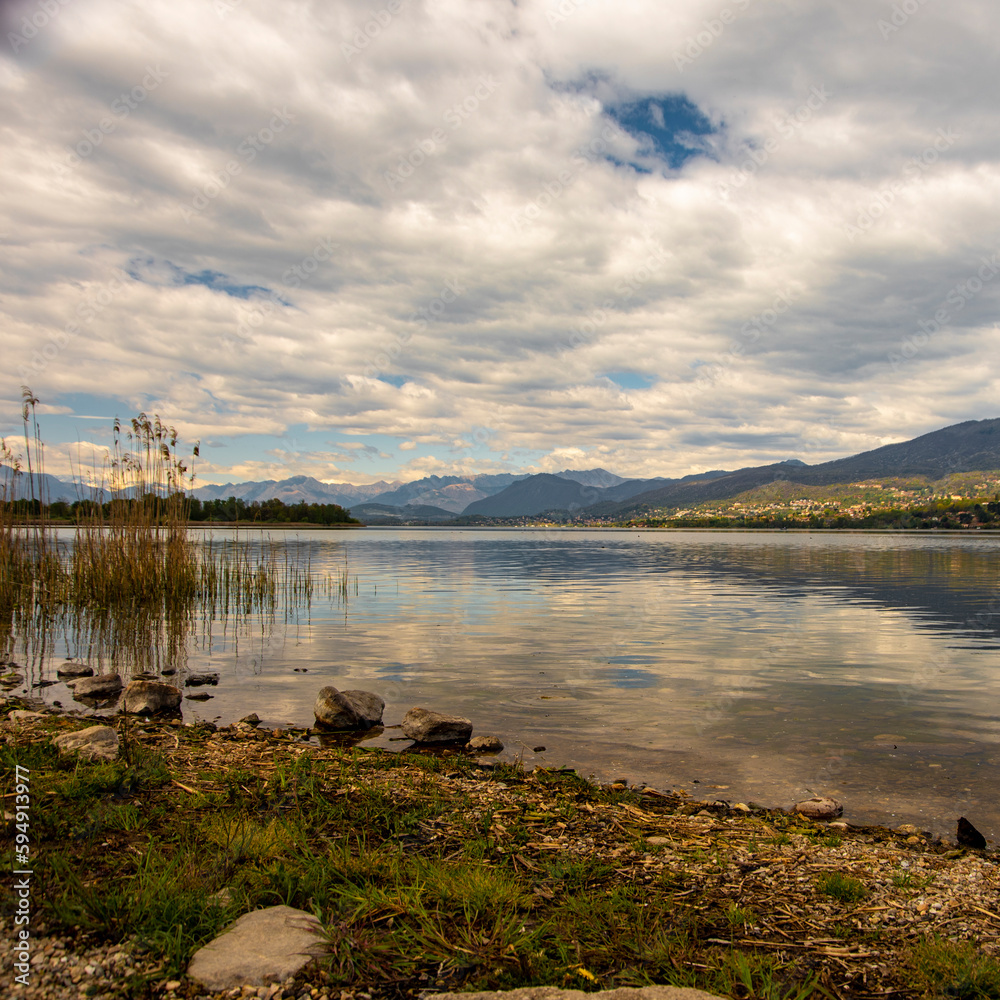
(553, 468, 627, 488)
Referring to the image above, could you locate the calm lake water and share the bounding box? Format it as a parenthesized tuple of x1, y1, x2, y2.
(13, 528, 1000, 842)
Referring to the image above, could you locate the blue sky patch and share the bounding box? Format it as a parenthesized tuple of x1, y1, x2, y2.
(601, 371, 655, 390)
(125, 257, 279, 301)
(606, 94, 717, 170)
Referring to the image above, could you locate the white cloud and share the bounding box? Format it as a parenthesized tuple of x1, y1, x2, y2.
(1, 0, 998, 484)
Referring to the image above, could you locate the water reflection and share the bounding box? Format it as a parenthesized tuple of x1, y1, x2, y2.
(6, 528, 999, 841)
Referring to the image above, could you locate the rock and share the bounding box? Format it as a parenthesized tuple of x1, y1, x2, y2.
(186, 904, 325, 990)
(792, 796, 843, 821)
(401, 707, 473, 743)
(957, 816, 987, 849)
(313, 686, 384, 730)
(7, 710, 48, 723)
(239, 713, 261, 726)
(70, 674, 123, 700)
(56, 661, 94, 678)
(185, 673, 219, 687)
(53, 726, 119, 762)
(208, 887, 234, 907)
(123, 680, 182, 714)
(467, 735, 504, 753)
(441, 986, 725, 1000)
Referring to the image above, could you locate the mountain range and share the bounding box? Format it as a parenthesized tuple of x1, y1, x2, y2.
(3, 418, 998, 521)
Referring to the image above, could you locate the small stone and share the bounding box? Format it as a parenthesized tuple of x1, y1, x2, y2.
(209, 887, 234, 907)
(8, 709, 48, 723)
(186, 673, 220, 687)
(401, 707, 473, 743)
(792, 796, 843, 821)
(52, 726, 120, 762)
(69, 674, 123, 700)
(240, 713, 261, 726)
(57, 661, 94, 678)
(123, 680, 182, 714)
(467, 735, 503, 753)
(165, 982, 182, 992)
(896, 824, 921, 835)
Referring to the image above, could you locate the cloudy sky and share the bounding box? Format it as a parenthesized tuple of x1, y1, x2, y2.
(1, 0, 998, 487)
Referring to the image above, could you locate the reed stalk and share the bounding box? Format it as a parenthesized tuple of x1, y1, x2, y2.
(1, 393, 321, 646)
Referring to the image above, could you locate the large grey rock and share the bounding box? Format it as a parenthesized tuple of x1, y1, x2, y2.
(56, 661, 94, 678)
(313, 686, 384, 729)
(123, 680, 182, 714)
(793, 796, 843, 821)
(70, 674, 123, 700)
(53, 726, 119, 762)
(446, 987, 724, 1000)
(186, 905, 326, 990)
(401, 707, 473, 743)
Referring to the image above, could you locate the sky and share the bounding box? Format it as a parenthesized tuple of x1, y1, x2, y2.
(1, 0, 998, 487)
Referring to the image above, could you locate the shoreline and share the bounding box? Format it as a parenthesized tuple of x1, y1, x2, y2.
(3, 706, 998, 1000)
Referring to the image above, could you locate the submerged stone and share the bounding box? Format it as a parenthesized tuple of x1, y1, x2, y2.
(70, 673, 123, 700)
(185, 673, 219, 687)
(467, 735, 504, 753)
(56, 661, 94, 678)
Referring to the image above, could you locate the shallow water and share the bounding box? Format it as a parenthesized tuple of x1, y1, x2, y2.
(12, 527, 1000, 842)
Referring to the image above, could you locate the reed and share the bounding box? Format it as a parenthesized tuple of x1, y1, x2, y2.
(0, 389, 62, 616)
(1, 391, 321, 639)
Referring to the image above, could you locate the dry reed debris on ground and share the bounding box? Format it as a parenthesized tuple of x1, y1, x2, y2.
(2, 710, 999, 1000)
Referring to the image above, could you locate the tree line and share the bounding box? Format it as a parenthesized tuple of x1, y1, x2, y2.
(8, 495, 360, 525)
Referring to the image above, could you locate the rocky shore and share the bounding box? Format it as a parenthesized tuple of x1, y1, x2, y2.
(3, 701, 999, 1000)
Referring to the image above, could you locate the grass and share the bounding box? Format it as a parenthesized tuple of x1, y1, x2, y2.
(817, 871, 867, 903)
(7, 713, 999, 1000)
(902, 937, 1000, 999)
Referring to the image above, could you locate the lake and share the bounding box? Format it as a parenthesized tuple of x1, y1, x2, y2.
(12, 528, 1000, 842)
